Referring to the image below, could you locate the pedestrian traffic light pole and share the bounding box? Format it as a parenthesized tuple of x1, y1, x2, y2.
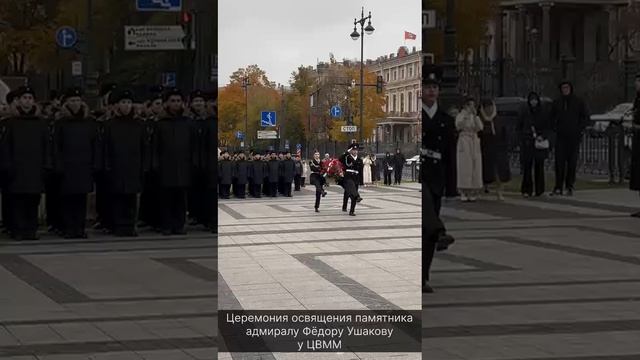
(241, 77, 251, 149)
(351, 7, 374, 146)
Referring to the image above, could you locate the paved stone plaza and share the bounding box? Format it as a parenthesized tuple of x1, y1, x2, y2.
(218, 183, 423, 360)
(425, 188, 640, 360)
(0, 227, 217, 359)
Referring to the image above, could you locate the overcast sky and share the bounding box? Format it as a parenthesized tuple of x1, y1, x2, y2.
(219, 0, 421, 86)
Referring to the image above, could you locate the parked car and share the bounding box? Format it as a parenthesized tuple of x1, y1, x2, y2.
(590, 103, 633, 131)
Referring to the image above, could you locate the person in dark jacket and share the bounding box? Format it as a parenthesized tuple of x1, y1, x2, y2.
(54, 88, 98, 238)
(3, 86, 51, 240)
(139, 89, 163, 230)
(234, 152, 249, 198)
(0, 90, 18, 234)
(187, 90, 209, 225)
(104, 89, 146, 237)
(479, 98, 511, 200)
(421, 65, 456, 293)
(309, 150, 327, 212)
(293, 154, 303, 191)
(630, 73, 640, 217)
(383, 152, 393, 186)
(393, 148, 405, 185)
(153, 88, 193, 235)
(93, 83, 118, 232)
(204, 94, 217, 232)
(518, 92, 551, 197)
(218, 151, 233, 199)
(550, 81, 589, 196)
(280, 151, 295, 197)
(340, 143, 363, 216)
(249, 153, 265, 198)
(43, 99, 63, 235)
(267, 152, 280, 197)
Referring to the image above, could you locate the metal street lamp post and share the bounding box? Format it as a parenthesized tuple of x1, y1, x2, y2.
(241, 77, 251, 149)
(350, 7, 374, 146)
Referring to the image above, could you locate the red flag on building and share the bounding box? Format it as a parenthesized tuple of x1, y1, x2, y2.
(404, 31, 417, 40)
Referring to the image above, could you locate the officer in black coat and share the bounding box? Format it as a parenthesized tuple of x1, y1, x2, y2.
(393, 149, 406, 185)
(267, 152, 280, 197)
(294, 154, 303, 191)
(550, 80, 589, 196)
(139, 87, 164, 230)
(54, 88, 98, 238)
(218, 151, 233, 199)
(2, 86, 51, 240)
(204, 94, 217, 232)
(309, 150, 326, 212)
(280, 151, 295, 197)
(104, 89, 146, 237)
(339, 143, 363, 216)
(0, 90, 17, 233)
(94, 83, 118, 232)
(153, 88, 193, 235)
(187, 89, 209, 224)
(249, 153, 265, 198)
(234, 152, 249, 198)
(421, 65, 456, 293)
(43, 96, 62, 235)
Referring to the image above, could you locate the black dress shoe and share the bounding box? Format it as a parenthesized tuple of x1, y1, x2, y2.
(349, 212, 355, 216)
(436, 233, 455, 252)
(566, 188, 574, 196)
(631, 211, 640, 218)
(315, 208, 319, 213)
(422, 283, 434, 293)
(342, 208, 347, 212)
(322, 191, 327, 197)
(356, 196, 363, 203)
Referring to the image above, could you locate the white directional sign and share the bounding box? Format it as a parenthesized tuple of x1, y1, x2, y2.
(423, 10, 436, 29)
(341, 125, 358, 133)
(257, 130, 279, 139)
(71, 61, 83, 76)
(124, 25, 186, 50)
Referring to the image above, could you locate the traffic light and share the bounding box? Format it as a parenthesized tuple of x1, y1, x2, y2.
(181, 10, 193, 50)
(376, 75, 384, 94)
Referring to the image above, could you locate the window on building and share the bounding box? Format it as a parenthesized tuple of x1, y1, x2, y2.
(416, 91, 420, 107)
(401, 67, 405, 79)
(408, 64, 413, 78)
(400, 93, 404, 113)
(386, 70, 390, 82)
(385, 96, 389, 113)
(408, 91, 413, 112)
(392, 94, 397, 112)
(393, 70, 397, 81)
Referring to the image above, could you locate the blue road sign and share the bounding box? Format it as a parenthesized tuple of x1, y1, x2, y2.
(161, 72, 176, 87)
(236, 131, 244, 140)
(296, 143, 302, 150)
(136, 0, 181, 11)
(330, 105, 342, 118)
(261, 111, 277, 127)
(55, 26, 78, 49)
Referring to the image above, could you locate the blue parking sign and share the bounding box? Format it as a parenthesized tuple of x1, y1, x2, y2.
(136, 0, 181, 11)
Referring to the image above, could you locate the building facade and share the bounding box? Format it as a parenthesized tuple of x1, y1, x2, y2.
(368, 46, 421, 153)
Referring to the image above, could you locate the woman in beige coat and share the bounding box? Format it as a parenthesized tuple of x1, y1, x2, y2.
(456, 98, 484, 202)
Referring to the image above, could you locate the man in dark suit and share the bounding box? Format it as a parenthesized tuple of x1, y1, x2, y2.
(421, 65, 456, 293)
(339, 143, 363, 216)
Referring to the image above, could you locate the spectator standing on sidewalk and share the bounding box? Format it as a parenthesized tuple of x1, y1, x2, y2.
(393, 148, 405, 185)
(479, 98, 510, 201)
(456, 97, 484, 202)
(550, 81, 589, 196)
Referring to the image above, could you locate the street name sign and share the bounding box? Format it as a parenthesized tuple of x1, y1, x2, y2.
(341, 125, 357, 133)
(136, 0, 181, 12)
(257, 130, 278, 139)
(125, 25, 186, 50)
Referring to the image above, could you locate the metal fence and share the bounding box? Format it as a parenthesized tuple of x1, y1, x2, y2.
(506, 121, 635, 183)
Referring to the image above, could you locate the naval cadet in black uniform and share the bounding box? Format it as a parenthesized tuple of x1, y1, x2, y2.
(3, 86, 51, 240)
(340, 143, 363, 216)
(309, 150, 327, 212)
(187, 90, 209, 225)
(218, 151, 233, 199)
(421, 65, 456, 293)
(54, 88, 98, 238)
(280, 151, 295, 197)
(153, 88, 193, 235)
